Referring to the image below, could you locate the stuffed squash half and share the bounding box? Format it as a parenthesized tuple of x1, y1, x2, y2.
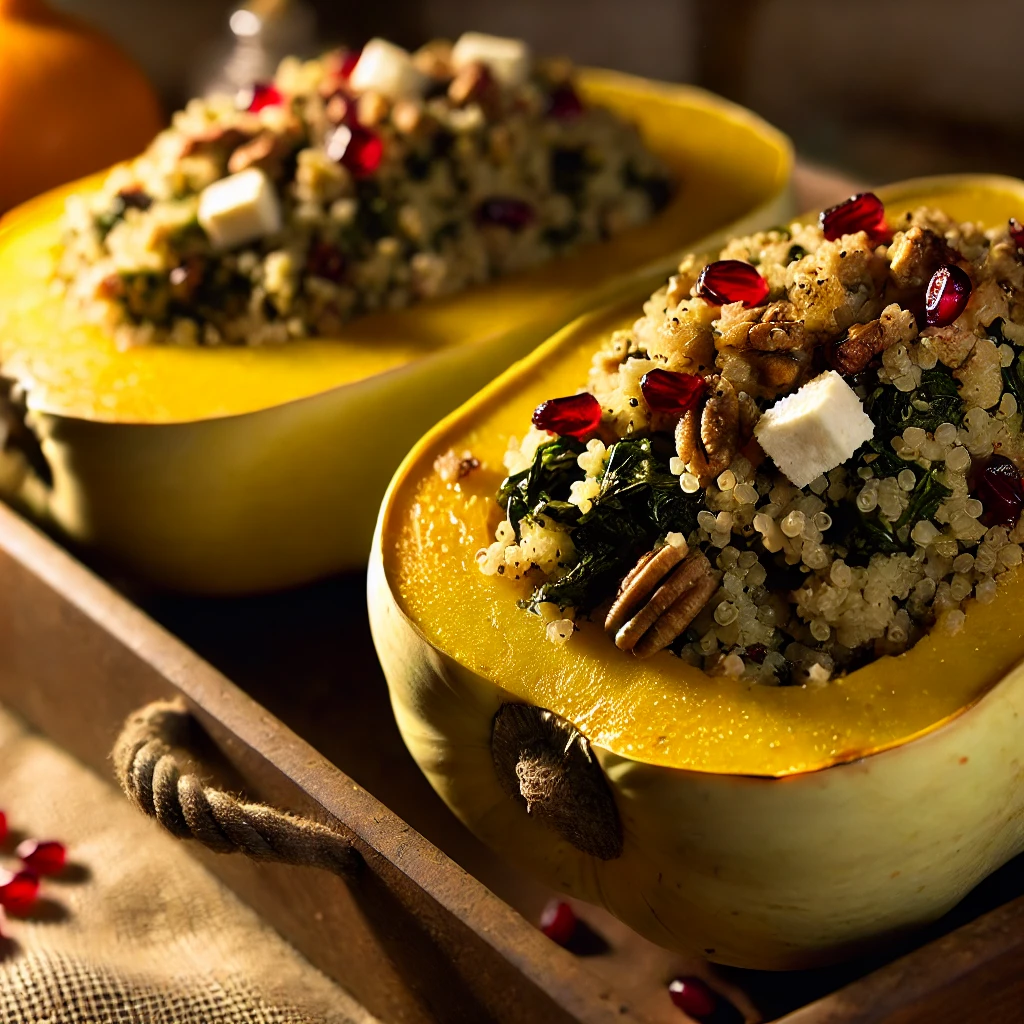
(369, 175, 1024, 969)
(0, 33, 791, 592)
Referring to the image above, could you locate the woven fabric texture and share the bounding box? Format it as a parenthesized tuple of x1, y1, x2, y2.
(0, 704, 379, 1024)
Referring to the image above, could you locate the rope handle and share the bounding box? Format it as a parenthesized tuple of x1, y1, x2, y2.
(112, 698, 360, 878)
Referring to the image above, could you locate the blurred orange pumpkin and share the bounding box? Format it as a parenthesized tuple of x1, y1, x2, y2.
(0, 0, 163, 213)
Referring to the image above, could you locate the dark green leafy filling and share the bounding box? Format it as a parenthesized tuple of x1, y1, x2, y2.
(498, 437, 703, 614)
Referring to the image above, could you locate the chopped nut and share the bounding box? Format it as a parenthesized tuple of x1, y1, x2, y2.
(180, 125, 250, 158)
(392, 99, 424, 134)
(412, 39, 454, 79)
(357, 91, 390, 128)
(831, 303, 917, 375)
(448, 61, 497, 107)
(227, 132, 287, 175)
(675, 374, 740, 486)
(888, 226, 959, 289)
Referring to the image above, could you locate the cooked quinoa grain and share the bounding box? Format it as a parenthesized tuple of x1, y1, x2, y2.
(57, 34, 672, 348)
(477, 197, 1024, 683)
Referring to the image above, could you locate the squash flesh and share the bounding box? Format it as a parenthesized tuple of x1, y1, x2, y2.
(383, 175, 1024, 777)
(0, 70, 792, 425)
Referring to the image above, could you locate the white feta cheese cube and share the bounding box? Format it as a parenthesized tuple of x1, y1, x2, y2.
(198, 168, 281, 250)
(349, 38, 426, 100)
(754, 370, 874, 489)
(451, 32, 531, 88)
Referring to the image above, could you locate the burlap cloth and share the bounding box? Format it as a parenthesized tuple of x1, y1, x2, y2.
(0, 702, 381, 1024)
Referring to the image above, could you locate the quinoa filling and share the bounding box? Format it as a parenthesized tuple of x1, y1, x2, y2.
(475, 196, 1024, 684)
(56, 34, 672, 348)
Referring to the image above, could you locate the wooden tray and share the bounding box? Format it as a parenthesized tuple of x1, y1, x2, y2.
(0, 502, 1022, 1024)
(1, 165, 1022, 1022)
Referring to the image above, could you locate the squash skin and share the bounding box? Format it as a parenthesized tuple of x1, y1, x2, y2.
(0, 72, 793, 592)
(369, 175, 1024, 968)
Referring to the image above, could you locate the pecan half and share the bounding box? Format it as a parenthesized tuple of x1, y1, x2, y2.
(607, 548, 719, 659)
(675, 374, 739, 485)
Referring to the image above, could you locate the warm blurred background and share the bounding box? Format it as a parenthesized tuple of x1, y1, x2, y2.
(59, 0, 1024, 184)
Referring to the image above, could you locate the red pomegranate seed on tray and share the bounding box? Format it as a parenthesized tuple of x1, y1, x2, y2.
(668, 976, 718, 1019)
(539, 899, 577, 945)
(696, 260, 768, 307)
(640, 368, 705, 415)
(326, 124, 383, 176)
(925, 264, 972, 327)
(17, 839, 67, 876)
(820, 192, 890, 246)
(0, 869, 38, 912)
(533, 393, 602, 439)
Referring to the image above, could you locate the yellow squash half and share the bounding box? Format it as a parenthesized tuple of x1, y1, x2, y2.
(369, 175, 1024, 969)
(0, 70, 791, 593)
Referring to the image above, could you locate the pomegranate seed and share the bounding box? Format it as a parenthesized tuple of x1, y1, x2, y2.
(668, 976, 717, 1019)
(539, 900, 577, 946)
(17, 839, 67, 876)
(1009, 218, 1024, 251)
(0, 869, 38, 912)
(0, 811, 6, 843)
(306, 240, 347, 283)
(533, 393, 602, 439)
(476, 197, 536, 231)
(326, 124, 383, 177)
(697, 260, 769, 307)
(548, 84, 584, 119)
(925, 264, 972, 327)
(640, 368, 705, 416)
(820, 192, 890, 246)
(238, 82, 283, 113)
(973, 455, 1024, 528)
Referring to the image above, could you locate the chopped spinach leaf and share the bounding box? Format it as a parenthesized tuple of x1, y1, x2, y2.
(1003, 349, 1024, 410)
(865, 365, 964, 436)
(497, 437, 702, 614)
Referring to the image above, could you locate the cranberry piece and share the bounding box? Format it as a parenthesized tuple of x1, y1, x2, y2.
(0, 869, 38, 912)
(0, 811, 6, 843)
(668, 976, 717, 1019)
(306, 240, 347, 283)
(745, 643, 768, 664)
(326, 124, 384, 177)
(539, 900, 577, 946)
(640, 368, 705, 416)
(533, 393, 602, 439)
(548, 84, 584, 119)
(925, 264, 972, 327)
(238, 81, 283, 113)
(973, 455, 1024, 528)
(1010, 218, 1024, 251)
(697, 260, 769, 307)
(820, 192, 890, 246)
(334, 49, 362, 82)
(476, 197, 536, 231)
(17, 839, 67, 876)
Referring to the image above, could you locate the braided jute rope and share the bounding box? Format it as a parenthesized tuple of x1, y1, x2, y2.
(112, 698, 360, 878)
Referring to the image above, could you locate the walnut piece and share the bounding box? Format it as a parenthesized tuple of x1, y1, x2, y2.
(675, 374, 739, 485)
